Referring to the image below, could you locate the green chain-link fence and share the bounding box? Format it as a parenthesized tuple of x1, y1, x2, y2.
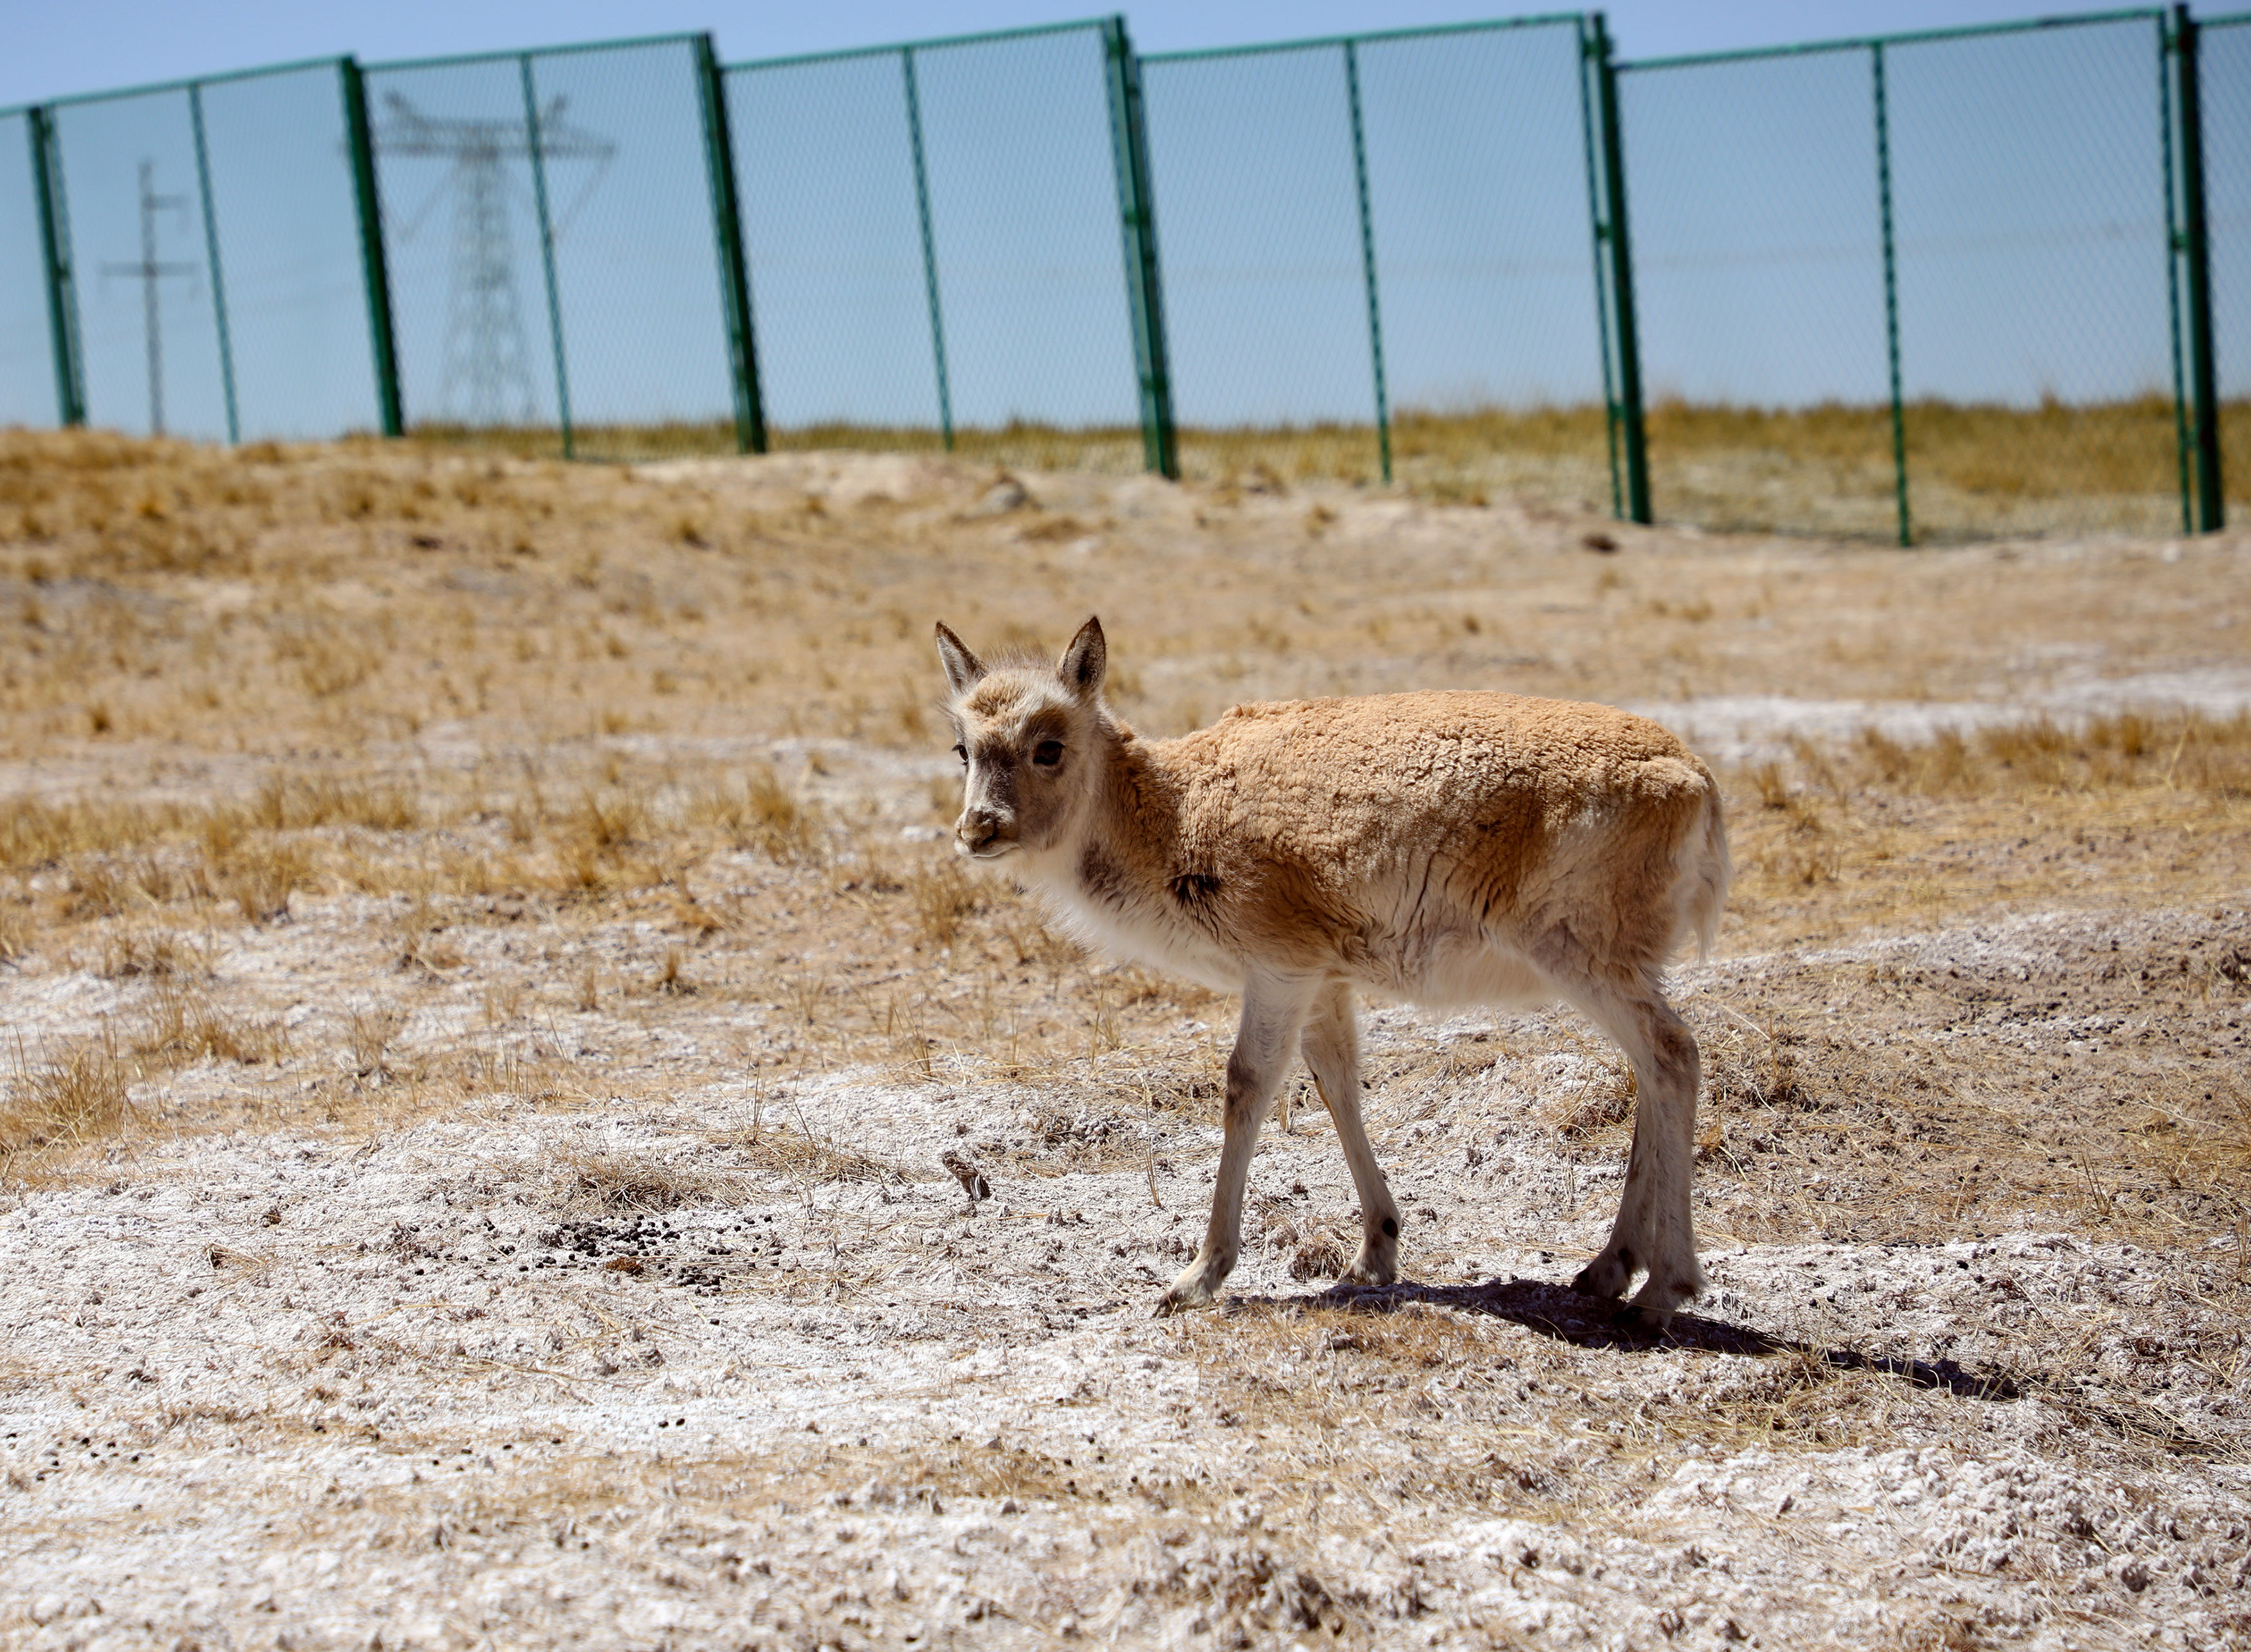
(722, 20, 1165, 472)
(1138, 17, 1634, 503)
(2209, 13, 2250, 510)
(362, 35, 746, 461)
(1, 9, 2235, 540)
(1619, 8, 2232, 542)
(14, 59, 388, 444)
(0, 110, 57, 431)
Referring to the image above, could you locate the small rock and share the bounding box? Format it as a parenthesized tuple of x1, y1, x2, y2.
(972, 477, 1030, 516)
(602, 1257, 644, 1275)
(28, 1595, 66, 1626)
(1581, 531, 1618, 553)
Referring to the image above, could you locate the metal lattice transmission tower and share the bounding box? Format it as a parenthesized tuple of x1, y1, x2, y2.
(371, 90, 613, 428)
(101, 160, 197, 435)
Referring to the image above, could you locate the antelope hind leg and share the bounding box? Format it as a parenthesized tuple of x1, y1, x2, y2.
(1568, 986, 1706, 1330)
(1300, 980, 1399, 1287)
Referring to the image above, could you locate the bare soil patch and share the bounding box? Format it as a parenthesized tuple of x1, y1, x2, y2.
(1, 430, 2247, 1649)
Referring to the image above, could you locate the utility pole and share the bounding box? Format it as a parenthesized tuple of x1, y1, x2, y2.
(102, 159, 197, 435)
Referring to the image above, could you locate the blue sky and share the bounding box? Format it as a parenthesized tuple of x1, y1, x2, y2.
(0, 4, 2160, 109)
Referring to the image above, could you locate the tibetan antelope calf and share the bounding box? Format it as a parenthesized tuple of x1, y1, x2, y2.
(934, 617, 1729, 1329)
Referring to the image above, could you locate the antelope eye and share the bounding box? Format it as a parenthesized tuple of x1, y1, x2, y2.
(952, 743, 968, 767)
(1033, 740, 1064, 768)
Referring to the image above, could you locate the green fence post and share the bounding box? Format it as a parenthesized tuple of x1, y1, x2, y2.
(1575, 19, 1623, 519)
(1592, 15, 1650, 524)
(1342, 39, 1392, 486)
(340, 58, 403, 438)
(27, 107, 86, 428)
(187, 82, 241, 446)
(1100, 17, 1177, 479)
(520, 54, 574, 458)
(694, 34, 767, 455)
(1872, 43, 1911, 547)
(2162, 13, 2192, 536)
(901, 46, 954, 451)
(2173, 5, 2224, 532)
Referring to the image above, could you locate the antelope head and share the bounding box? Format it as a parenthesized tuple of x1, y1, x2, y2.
(933, 616, 1109, 860)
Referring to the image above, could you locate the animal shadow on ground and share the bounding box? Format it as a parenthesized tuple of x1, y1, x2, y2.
(1223, 1275, 2022, 1402)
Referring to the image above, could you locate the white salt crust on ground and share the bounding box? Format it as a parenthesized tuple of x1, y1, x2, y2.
(2, 909, 2247, 1652)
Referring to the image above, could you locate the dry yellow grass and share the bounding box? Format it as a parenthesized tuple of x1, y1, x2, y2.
(382, 398, 2251, 541)
(0, 426, 2243, 1212)
(0, 1034, 132, 1156)
(1855, 707, 2251, 798)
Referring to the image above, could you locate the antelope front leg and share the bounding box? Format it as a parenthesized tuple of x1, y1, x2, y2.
(1158, 976, 1316, 1316)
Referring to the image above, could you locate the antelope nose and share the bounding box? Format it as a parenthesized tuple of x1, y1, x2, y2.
(956, 815, 998, 852)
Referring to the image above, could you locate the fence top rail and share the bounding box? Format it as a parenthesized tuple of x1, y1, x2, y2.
(1140, 12, 1584, 65)
(2200, 8, 2251, 22)
(1620, 6, 2166, 72)
(364, 30, 706, 75)
(724, 16, 1113, 75)
(8, 53, 352, 116)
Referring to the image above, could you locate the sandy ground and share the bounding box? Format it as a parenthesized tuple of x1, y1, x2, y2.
(0, 436, 2247, 1650)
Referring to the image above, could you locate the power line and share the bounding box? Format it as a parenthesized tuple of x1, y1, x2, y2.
(370, 89, 613, 428)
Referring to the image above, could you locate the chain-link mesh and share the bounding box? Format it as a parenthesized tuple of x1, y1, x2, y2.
(1618, 49, 1897, 536)
(1142, 20, 1612, 500)
(1, 111, 56, 428)
(518, 41, 736, 460)
(2209, 14, 2250, 508)
(48, 87, 232, 441)
(1141, 43, 1385, 485)
(1892, 18, 2182, 540)
(725, 50, 942, 446)
(0, 12, 2240, 541)
(362, 56, 560, 451)
(726, 23, 1145, 471)
(365, 39, 738, 460)
(1358, 24, 1614, 505)
(191, 65, 380, 441)
(1621, 14, 2200, 541)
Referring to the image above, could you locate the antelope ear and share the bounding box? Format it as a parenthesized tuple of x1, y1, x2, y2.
(934, 622, 987, 696)
(1058, 615, 1107, 701)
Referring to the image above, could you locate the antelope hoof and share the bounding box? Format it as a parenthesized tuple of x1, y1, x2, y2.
(1571, 1249, 1633, 1301)
(1622, 1276, 1693, 1332)
(1609, 1303, 1679, 1338)
(1155, 1255, 1230, 1316)
(1340, 1242, 1397, 1288)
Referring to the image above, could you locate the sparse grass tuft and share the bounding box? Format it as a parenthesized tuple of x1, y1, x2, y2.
(347, 1006, 408, 1080)
(1, 798, 168, 869)
(708, 1119, 897, 1185)
(906, 857, 981, 950)
(219, 838, 314, 924)
(252, 773, 420, 832)
(1, 1035, 134, 1156)
(136, 983, 289, 1067)
(691, 765, 820, 862)
(554, 1150, 743, 1213)
(98, 927, 211, 980)
(1858, 709, 2251, 800)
